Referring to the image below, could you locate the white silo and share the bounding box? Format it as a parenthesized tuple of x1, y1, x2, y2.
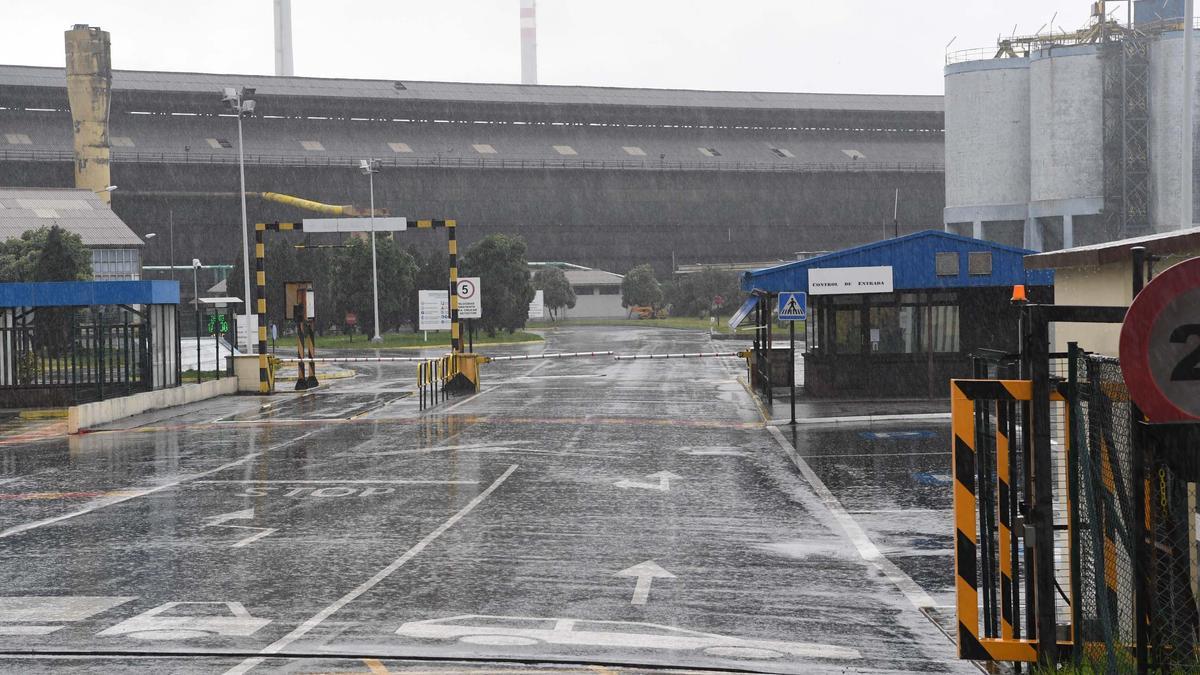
(943, 58, 1031, 248)
(1149, 29, 1200, 230)
(1029, 44, 1106, 249)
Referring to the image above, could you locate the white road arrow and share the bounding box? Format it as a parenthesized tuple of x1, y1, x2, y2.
(613, 471, 683, 492)
(614, 560, 675, 605)
(202, 508, 278, 548)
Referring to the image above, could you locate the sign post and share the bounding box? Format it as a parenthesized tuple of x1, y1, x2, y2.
(777, 292, 807, 425)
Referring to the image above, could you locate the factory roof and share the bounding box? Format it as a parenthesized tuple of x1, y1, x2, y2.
(1024, 227, 1200, 269)
(0, 64, 943, 114)
(564, 269, 624, 286)
(0, 188, 144, 247)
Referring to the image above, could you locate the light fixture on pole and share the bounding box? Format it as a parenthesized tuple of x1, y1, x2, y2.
(359, 158, 383, 343)
(222, 86, 256, 351)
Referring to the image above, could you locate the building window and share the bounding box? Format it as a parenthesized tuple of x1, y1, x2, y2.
(598, 286, 620, 295)
(206, 138, 234, 149)
(111, 136, 135, 147)
(968, 252, 993, 276)
(4, 133, 32, 145)
(842, 149, 865, 160)
(300, 140, 325, 151)
(573, 285, 597, 295)
(935, 252, 958, 276)
(388, 142, 413, 153)
(472, 144, 497, 154)
(91, 248, 140, 281)
(769, 147, 794, 158)
(623, 146, 646, 156)
(553, 145, 577, 156)
(698, 147, 722, 157)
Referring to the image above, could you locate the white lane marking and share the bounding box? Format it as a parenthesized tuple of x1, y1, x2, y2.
(767, 425, 935, 610)
(98, 602, 270, 638)
(203, 508, 255, 527)
(225, 526, 280, 549)
(614, 560, 675, 605)
(0, 428, 324, 540)
(192, 479, 480, 485)
(224, 464, 519, 675)
(613, 471, 683, 492)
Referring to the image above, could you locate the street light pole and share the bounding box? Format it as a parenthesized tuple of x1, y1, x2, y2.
(236, 104, 252, 350)
(223, 86, 256, 352)
(360, 159, 383, 342)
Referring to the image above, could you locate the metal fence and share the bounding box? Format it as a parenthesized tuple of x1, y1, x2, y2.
(0, 305, 179, 407)
(179, 306, 238, 383)
(0, 147, 945, 175)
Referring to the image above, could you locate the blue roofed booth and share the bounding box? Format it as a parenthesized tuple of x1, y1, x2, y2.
(0, 280, 181, 407)
(739, 231, 1053, 398)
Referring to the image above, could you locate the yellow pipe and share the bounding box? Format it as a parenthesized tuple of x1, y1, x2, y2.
(256, 192, 387, 217)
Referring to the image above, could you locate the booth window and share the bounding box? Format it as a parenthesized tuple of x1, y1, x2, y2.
(935, 252, 958, 276)
(968, 252, 993, 275)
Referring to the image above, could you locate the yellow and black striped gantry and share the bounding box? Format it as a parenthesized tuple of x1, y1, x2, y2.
(253, 219, 459, 394)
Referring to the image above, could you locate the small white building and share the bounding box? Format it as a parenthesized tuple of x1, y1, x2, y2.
(1024, 227, 1200, 356)
(563, 268, 625, 318)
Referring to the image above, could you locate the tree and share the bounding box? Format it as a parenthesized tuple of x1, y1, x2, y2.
(533, 267, 575, 321)
(461, 234, 535, 336)
(621, 264, 662, 315)
(0, 227, 94, 354)
(0, 226, 92, 282)
(662, 269, 740, 318)
(326, 235, 416, 336)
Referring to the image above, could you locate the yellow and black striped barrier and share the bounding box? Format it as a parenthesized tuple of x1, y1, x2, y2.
(952, 379, 1070, 663)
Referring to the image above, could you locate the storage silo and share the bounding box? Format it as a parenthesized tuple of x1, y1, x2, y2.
(1149, 29, 1200, 229)
(943, 58, 1031, 248)
(1029, 44, 1105, 249)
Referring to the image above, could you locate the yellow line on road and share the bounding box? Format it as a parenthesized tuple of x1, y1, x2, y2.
(363, 658, 389, 674)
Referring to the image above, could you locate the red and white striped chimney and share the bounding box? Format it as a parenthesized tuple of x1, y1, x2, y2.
(520, 0, 537, 85)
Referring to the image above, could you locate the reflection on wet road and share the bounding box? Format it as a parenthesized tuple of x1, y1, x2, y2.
(0, 327, 970, 674)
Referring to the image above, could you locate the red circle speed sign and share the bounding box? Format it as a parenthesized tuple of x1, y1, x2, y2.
(1119, 257, 1200, 422)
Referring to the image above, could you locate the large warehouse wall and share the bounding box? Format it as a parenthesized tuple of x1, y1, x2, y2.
(0, 159, 943, 274)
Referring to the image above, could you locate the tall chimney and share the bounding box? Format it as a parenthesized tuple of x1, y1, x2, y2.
(520, 0, 537, 85)
(274, 0, 294, 76)
(64, 24, 112, 205)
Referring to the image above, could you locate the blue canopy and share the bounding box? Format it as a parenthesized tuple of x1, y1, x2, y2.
(740, 230, 1053, 294)
(0, 280, 180, 308)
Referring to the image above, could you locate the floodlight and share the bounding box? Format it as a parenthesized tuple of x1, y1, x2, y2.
(192, 258, 202, 269)
(241, 99, 256, 114)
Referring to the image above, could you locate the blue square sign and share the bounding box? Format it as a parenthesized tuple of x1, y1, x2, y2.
(777, 292, 806, 321)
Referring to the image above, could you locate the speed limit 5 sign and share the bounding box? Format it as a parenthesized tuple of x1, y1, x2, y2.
(1119, 257, 1200, 422)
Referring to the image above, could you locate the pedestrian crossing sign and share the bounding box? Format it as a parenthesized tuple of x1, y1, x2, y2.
(777, 292, 807, 320)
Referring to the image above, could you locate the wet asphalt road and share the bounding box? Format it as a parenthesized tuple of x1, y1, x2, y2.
(0, 327, 970, 674)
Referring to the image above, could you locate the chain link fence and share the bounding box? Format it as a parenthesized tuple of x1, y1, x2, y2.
(1070, 353, 1200, 672)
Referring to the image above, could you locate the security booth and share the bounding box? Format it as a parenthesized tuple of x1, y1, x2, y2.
(0, 280, 181, 407)
(739, 231, 1053, 398)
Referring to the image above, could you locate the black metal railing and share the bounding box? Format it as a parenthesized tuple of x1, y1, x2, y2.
(0, 147, 945, 175)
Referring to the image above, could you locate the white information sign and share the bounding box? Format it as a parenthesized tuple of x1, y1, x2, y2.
(456, 277, 482, 319)
(302, 217, 407, 232)
(528, 290, 545, 319)
(418, 290, 450, 331)
(808, 266, 894, 295)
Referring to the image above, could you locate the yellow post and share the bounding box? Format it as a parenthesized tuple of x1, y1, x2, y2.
(64, 25, 112, 204)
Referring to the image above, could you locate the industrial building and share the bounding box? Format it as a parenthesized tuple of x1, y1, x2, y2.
(0, 187, 145, 281)
(944, 0, 1198, 251)
(0, 25, 946, 278)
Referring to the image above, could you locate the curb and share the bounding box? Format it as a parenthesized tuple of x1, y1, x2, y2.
(766, 412, 951, 427)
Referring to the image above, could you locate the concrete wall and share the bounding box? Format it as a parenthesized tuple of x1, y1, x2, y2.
(1029, 46, 1105, 206)
(1149, 31, 1200, 230)
(0, 159, 946, 276)
(944, 60, 1030, 215)
(67, 377, 237, 433)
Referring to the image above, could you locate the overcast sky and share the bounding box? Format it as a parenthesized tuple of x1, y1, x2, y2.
(4, 1, 1101, 95)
